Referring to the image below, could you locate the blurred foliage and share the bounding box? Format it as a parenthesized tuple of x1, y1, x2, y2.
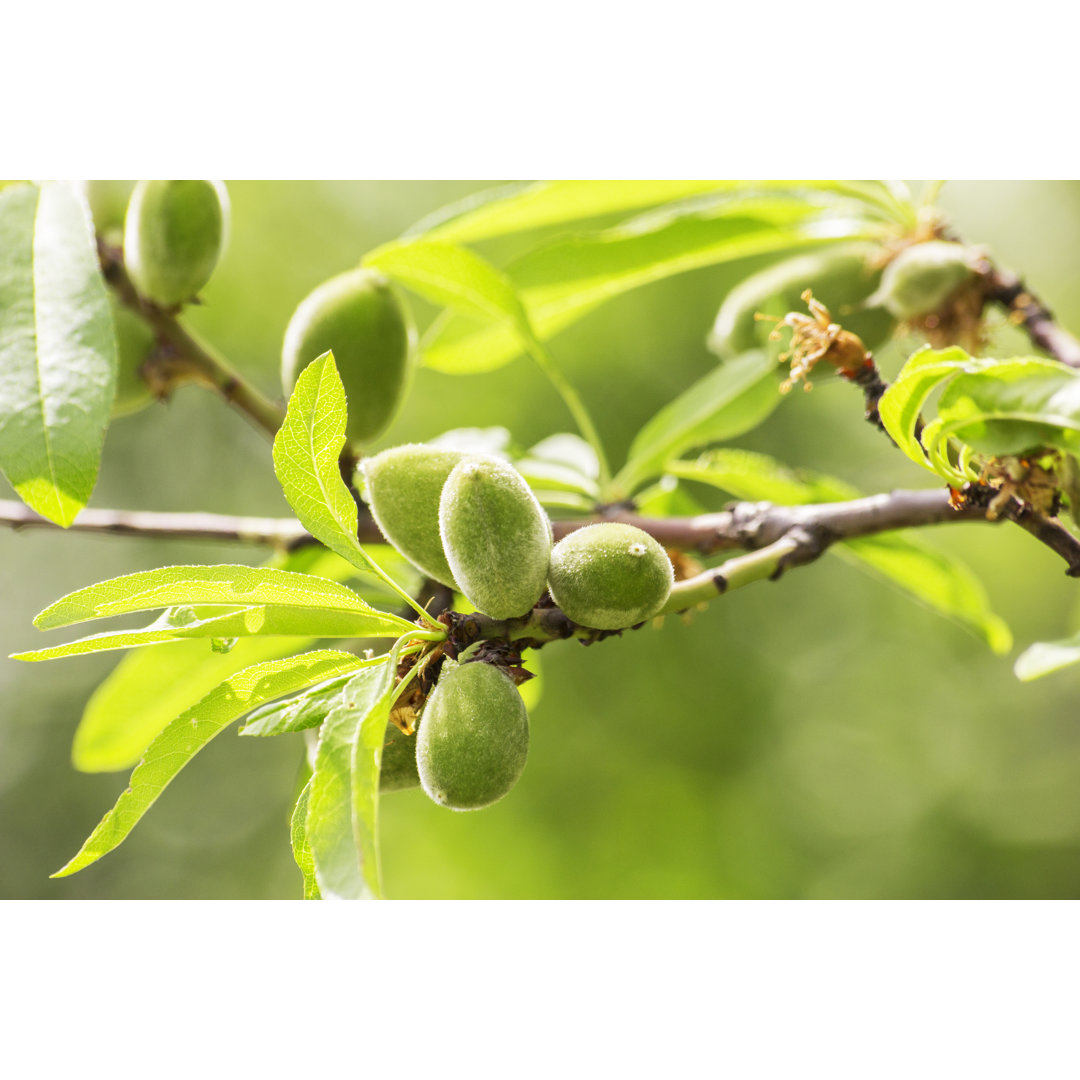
(4, 181, 1080, 899)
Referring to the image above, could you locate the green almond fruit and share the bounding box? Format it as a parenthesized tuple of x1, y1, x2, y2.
(380, 722, 420, 793)
(124, 179, 229, 307)
(79, 180, 137, 244)
(417, 661, 529, 811)
(360, 444, 465, 588)
(709, 245, 895, 360)
(872, 240, 976, 320)
(282, 268, 416, 445)
(547, 522, 673, 630)
(110, 297, 156, 418)
(439, 456, 552, 619)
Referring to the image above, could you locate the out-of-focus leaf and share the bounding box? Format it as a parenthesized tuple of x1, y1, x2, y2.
(407, 180, 914, 245)
(74, 635, 310, 773)
(616, 351, 781, 494)
(291, 777, 321, 900)
(307, 663, 394, 900)
(52, 650, 369, 878)
(0, 182, 116, 526)
(671, 449, 1011, 653)
(31, 563, 412, 631)
(422, 199, 880, 374)
(1015, 635, 1080, 681)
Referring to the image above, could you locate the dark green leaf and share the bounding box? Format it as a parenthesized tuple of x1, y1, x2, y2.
(0, 182, 116, 525)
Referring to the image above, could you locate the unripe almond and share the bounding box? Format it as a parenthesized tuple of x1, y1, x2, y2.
(124, 179, 229, 307)
(282, 268, 416, 445)
(110, 297, 155, 418)
(380, 722, 420, 793)
(873, 240, 975, 320)
(79, 180, 137, 243)
(360, 444, 465, 589)
(416, 661, 529, 811)
(439, 456, 551, 619)
(547, 522, 673, 630)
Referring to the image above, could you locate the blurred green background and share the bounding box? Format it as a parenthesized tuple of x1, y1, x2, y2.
(4, 180, 1080, 900)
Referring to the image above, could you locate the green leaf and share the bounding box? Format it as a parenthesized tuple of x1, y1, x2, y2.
(671, 449, 1011, 653)
(0, 182, 117, 526)
(13, 600, 409, 661)
(273, 353, 432, 628)
(291, 777, 321, 900)
(365, 240, 532, 333)
(74, 635, 311, 773)
(616, 351, 782, 493)
(934, 357, 1080, 457)
(31, 563, 414, 631)
(421, 198, 880, 374)
(240, 668, 373, 737)
(408, 180, 913, 244)
(306, 663, 394, 900)
(52, 650, 368, 878)
(1015, 634, 1080, 681)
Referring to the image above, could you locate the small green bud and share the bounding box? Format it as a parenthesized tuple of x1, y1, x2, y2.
(439, 456, 552, 619)
(416, 661, 529, 811)
(380, 722, 420, 793)
(874, 240, 976, 320)
(360, 444, 465, 589)
(547, 522, 673, 630)
(124, 180, 230, 307)
(282, 268, 416, 445)
(109, 297, 155, 418)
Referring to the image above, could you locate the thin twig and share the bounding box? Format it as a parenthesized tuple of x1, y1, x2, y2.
(99, 239, 286, 436)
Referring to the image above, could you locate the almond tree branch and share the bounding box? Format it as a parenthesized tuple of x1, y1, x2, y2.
(98, 238, 286, 437)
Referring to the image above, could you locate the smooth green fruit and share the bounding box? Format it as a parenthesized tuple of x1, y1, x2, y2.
(79, 180, 137, 243)
(873, 240, 975, 320)
(124, 179, 229, 307)
(361, 444, 465, 588)
(282, 268, 416, 445)
(709, 245, 895, 360)
(380, 722, 420, 793)
(547, 522, 673, 630)
(417, 661, 529, 811)
(110, 298, 155, 417)
(439, 456, 552, 619)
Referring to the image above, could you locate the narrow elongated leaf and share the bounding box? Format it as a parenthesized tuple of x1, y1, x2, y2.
(616, 350, 781, 493)
(32, 563, 413, 631)
(408, 180, 913, 244)
(365, 240, 531, 332)
(69, 546, 368, 773)
(241, 668, 373, 737)
(14, 601, 406, 662)
(422, 199, 879, 373)
(0, 182, 116, 525)
(52, 650, 368, 878)
(671, 449, 1010, 653)
(73, 635, 310, 773)
(1015, 634, 1080, 681)
(306, 663, 393, 899)
(292, 777, 321, 900)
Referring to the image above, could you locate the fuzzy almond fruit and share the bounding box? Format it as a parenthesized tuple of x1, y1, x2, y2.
(547, 522, 673, 630)
(872, 240, 976, 320)
(360, 444, 465, 589)
(416, 661, 529, 811)
(439, 456, 551, 619)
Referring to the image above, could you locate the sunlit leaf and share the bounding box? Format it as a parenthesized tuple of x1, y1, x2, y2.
(291, 777, 321, 900)
(0, 182, 116, 526)
(52, 650, 369, 878)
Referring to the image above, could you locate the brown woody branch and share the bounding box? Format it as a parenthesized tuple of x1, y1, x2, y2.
(98, 239, 286, 437)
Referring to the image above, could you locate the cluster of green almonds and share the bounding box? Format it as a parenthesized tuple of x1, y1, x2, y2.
(361, 444, 676, 811)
